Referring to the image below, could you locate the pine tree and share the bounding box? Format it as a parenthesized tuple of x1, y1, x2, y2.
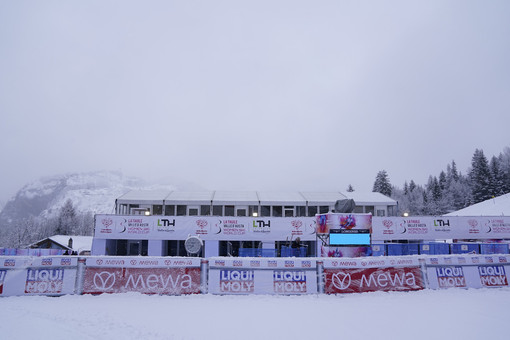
(56, 199, 78, 235)
(372, 170, 392, 197)
(469, 149, 492, 203)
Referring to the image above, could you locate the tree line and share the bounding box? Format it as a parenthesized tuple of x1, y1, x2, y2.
(372, 146, 510, 216)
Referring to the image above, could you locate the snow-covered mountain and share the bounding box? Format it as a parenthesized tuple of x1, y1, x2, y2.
(0, 171, 200, 226)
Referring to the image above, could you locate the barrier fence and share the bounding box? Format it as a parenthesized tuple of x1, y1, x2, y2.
(0, 254, 509, 297)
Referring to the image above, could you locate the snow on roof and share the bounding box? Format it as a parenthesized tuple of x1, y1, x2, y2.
(301, 192, 348, 204)
(212, 191, 259, 205)
(166, 191, 214, 204)
(117, 190, 171, 202)
(445, 193, 510, 216)
(257, 192, 306, 205)
(48, 235, 93, 252)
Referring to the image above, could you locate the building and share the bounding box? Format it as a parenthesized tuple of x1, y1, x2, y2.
(92, 190, 397, 257)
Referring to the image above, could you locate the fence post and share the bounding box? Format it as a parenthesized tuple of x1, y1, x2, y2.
(75, 257, 86, 295)
(419, 257, 429, 289)
(201, 258, 209, 294)
(317, 260, 324, 294)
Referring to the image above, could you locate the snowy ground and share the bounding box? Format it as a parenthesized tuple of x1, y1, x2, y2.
(0, 289, 509, 340)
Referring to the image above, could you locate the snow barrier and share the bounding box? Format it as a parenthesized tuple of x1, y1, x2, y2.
(0, 255, 509, 296)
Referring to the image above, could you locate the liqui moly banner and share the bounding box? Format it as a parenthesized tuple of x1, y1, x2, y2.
(82, 257, 201, 295)
(208, 257, 317, 295)
(373, 216, 510, 241)
(323, 257, 424, 294)
(95, 215, 317, 241)
(424, 255, 510, 289)
(0, 256, 78, 296)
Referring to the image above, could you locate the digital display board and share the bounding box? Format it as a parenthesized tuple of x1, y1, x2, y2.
(329, 229, 371, 246)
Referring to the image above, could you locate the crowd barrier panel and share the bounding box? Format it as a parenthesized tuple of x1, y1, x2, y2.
(1, 254, 510, 297)
(0, 256, 78, 297)
(208, 257, 317, 295)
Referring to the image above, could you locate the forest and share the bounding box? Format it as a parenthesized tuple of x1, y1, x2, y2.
(372, 146, 510, 216)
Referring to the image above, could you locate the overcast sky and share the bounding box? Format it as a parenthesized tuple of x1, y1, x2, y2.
(1, 1, 509, 202)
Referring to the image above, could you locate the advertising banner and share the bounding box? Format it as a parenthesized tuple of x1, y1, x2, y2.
(373, 216, 510, 241)
(82, 256, 201, 295)
(424, 255, 510, 289)
(208, 257, 317, 295)
(324, 267, 424, 294)
(95, 215, 317, 241)
(0, 256, 78, 296)
(316, 213, 372, 235)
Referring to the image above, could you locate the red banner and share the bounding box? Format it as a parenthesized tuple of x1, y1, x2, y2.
(83, 267, 201, 295)
(324, 267, 424, 294)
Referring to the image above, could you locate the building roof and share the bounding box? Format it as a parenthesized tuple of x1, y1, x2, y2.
(116, 190, 397, 206)
(445, 193, 510, 216)
(29, 235, 93, 254)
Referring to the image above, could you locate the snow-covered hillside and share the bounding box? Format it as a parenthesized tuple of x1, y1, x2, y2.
(0, 171, 198, 226)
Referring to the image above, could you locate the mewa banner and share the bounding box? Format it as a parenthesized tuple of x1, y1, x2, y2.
(95, 214, 317, 241)
(372, 216, 510, 241)
(82, 256, 201, 295)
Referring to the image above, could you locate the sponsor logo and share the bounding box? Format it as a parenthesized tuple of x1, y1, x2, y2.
(119, 218, 151, 235)
(301, 261, 312, 268)
(233, 260, 243, 267)
(214, 260, 225, 267)
(285, 260, 295, 268)
(471, 257, 480, 264)
(250, 260, 260, 268)
(268, 260, 277, 268)
(60, 258, 72, 266)
(468, 219, 480, 234)
(499, 257, 508, 263)
(291, 220, 303, 236)
(4, 259, 15, 267)
(41, 258, 53, 266)
(93, 271, 116, 290)
(157, 219, 176, 233)
(130, 260, 137, 266)
(485, 257, 494, 264)
(222, 220, 246, 236)
(220, 270, 254, 293)
(25, 269, 64, 294)
(444, 258, 452, 264)
(86, 268, 198, 294)
(100, 217, 114, 233)
(382, 220, 395, 235)
(195, 219, 208, 235)
(430, 258, 439, 265)
(96, 259, 104, 265)
(436, 266, 466, 288)
(479, 266, 508, 287)
(252, 220, 271, 234)
(458, 257, 467, 264)
(273, 271, 307, 294)
(327, 267, 423, 294)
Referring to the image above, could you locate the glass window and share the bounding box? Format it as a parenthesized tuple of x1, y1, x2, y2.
(176, 205, 187, 216)
(376, 209, 386, 217)
(225, 205, 235, 216)
(308, 206, 318, 217)
(153, 205, 163, 215)
(284, 206, 294, 217)
(200, 205, 211, 216)
(261, 206, 271, 217)
(166, 240, 187, 256)
(165, 205, 175, 216)
(213, 205, 223, 216)
(319, 206, 330, 214)
(249, 205, 259, 217)
(296, 206, 306, 217)
(189, 208, 199, 216)
(116, 240, 127, 256)
(273, 206, 282, 217)
(354, 206, 364, 213)
(237, 209, 246, 216)
(365, 206, 375, 215)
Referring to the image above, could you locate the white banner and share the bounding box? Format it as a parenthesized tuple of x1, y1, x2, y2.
(0, 256, 78, 297)
(85, 256, 201, 268)
(322, 256, 421, 269)
(373, 216, 510, 240)
(95, 215, 317, 241)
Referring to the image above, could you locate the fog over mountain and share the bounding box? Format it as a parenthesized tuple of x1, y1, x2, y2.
(0, 171, 202, 227)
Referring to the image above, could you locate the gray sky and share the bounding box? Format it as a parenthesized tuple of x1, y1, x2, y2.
(1, 1, 509, 202)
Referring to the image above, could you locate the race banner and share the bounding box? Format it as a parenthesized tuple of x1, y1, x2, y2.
(95, 215, 317, 241)
(373, 216, 510, 241)
(82, 256, 201, 295)
(0, 256, 78, 296)
(424, 255, 510, 289)
(208, 257, 317, 295)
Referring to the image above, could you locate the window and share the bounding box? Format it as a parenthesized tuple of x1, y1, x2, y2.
(354, 206, 364, 213)
(200, 205, 211, 216)
(115, 240, 147, 256)
(296, 206, 306, 217)
(308, 206, 317, 217)
(189, 208, 199, 216)
(365, 206, 375, 215)
(225, 205, 235, 216)
(319, 206, 329, 214)
(261, 206, 271, 217)
(284, 206, 294, 217)
(213, 205, 223, 216)
(153, 205, 163, 215)
(272, 206, 282, 217)
(176, 205, 187, 216)
(376, 209, 386, 217)
(249, 205, 259, 217)
(236, 209, 246, 216)
(166, 240, 187, 256)
(165, 205, 175, 216)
